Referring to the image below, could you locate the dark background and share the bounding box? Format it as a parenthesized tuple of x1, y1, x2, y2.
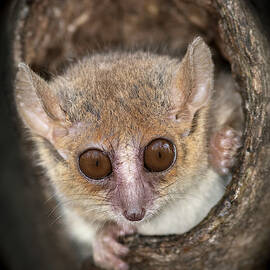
(0, 0, 269, 270)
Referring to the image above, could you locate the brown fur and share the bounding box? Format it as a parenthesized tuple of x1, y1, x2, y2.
(15, 37, 242, 226)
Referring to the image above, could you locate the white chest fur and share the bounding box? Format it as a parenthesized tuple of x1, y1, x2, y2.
(137, 169, 225, 235)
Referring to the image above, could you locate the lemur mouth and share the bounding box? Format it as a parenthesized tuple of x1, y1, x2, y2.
(123, 208, 146, 222)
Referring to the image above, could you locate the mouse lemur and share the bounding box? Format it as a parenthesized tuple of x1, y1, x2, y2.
(15, 37, 243, 270)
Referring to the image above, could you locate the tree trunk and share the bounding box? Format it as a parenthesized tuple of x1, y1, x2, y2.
(3, 0, 270, 269)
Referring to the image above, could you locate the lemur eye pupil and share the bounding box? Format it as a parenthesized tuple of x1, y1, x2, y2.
(79, 149, 112, 180)
(144, 138, 176, 172)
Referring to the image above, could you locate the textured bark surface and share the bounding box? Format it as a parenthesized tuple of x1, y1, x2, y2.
(7, 0, 270, 269)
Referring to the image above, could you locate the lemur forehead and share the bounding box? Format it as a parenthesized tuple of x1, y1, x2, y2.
(54, 52, 181, 123)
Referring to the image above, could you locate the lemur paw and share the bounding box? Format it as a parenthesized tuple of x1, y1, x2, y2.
(93, 223, 135, 270)
(209, 127, 242, 175)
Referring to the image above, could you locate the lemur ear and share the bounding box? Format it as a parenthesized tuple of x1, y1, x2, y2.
(170, 37, 214, 122)
(15, 63, 67, 142)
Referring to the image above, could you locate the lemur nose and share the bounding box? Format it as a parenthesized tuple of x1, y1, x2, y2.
(123, 208, 145, 221)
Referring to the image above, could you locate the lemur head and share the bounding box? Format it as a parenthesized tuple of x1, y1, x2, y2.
(15, 37, 213, 225)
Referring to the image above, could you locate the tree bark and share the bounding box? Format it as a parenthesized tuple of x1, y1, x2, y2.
(6, 0, 270, 269)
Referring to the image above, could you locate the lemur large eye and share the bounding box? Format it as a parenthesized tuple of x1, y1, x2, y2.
(144, 139, 176, 172)
(79, 149, 112, 180)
